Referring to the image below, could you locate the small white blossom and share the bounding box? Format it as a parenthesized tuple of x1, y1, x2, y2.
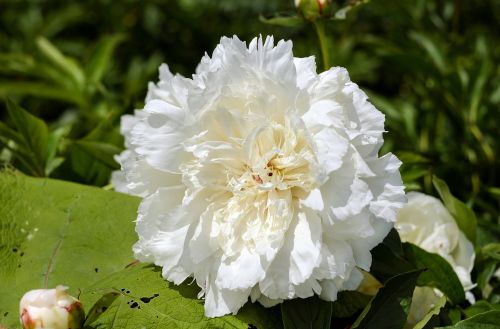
(396, 192, 476, 325)
(113, 35, 405, 317)
(19, 286, 84, 329)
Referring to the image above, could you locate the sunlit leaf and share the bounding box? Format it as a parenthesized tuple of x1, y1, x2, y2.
(0, 172, 140, 327)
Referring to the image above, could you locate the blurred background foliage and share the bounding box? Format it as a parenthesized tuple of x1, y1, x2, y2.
(0, 0, 499, 248)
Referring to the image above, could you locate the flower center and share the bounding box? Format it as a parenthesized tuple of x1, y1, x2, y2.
(228, 120, 320, 196)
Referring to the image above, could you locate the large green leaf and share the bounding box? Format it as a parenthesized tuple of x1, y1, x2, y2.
(0, 173, 281, 329)
(0, 172, 139, 328)
(403, 243, 465, 305)
(81, 263, 282, 329)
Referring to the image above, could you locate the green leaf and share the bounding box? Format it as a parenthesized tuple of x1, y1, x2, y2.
(432, 176, 477, 243)
(6, 99, 49, 176)
(352, 269, 424, 329)
(487, 187, 500, 198)
(438, 310, 500, 329)
(332, 291, 372, 318)
(35, 36, 85, 90)
(86, 34, 125, 83)
(281, 296, 332, 329)
(83, 291, 120, 326)
(481, 243, 500, 261)
(409, 32, 447, 73)
(259, 14, 305, 27)
(0, 82, 84, 105)
(396, 151, 430, 165)
(82, 263, 282, 329)
(73, 140, 121, 169)
(403, 242, 465, 305)
(45, 127, 68, 176)
(0, 120, 23, 145)
(464, 301, 500, 318)
(370, 228, 414, 282)
(0, 172, 140, 328)
(412, 295, 446, 329)
(0, 173, 282, 329)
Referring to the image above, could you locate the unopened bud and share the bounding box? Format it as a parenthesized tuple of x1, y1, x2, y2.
(295, 0, 332, 20)
(20, 286, 85, 329)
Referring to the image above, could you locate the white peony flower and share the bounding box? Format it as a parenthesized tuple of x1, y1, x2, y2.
(395, 192, 476, 325)
(19, 286, 85, 329)
(113, 35, 405, 317)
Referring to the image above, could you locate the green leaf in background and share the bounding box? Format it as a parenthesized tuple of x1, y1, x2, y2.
(81, 263, 282, 329)
(438, 310, 500, 329)
(0, 172, 282, 329)
(281, 296, 332, 329)
(432, 176, 477, 243)
(351, 269, 423, 329)
(86, 34, 125, 84)
(0, 82, 84, 105)
(45, 127, 68, 176)
(403, 242, 465, 305)
(481, 243, 500, 261)
(0, 172, 139, 328)
(5, 99, 49, 176)
(259, 14, 305, 27)
(35, 36, 85, 91)
(73, 140, 121, 169)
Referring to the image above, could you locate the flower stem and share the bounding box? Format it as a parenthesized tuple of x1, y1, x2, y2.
(313, 20, 330, 71)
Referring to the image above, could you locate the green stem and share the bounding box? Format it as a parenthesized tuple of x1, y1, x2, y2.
(313, 20, 330, 71)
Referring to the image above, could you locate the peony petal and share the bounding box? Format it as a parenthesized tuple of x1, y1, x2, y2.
(204, 278, 251, 317)
(132, 99, 193, 173)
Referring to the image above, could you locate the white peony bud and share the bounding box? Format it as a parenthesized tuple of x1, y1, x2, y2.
(19, 286, 85, 329)
(395, 192, 476, 326)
